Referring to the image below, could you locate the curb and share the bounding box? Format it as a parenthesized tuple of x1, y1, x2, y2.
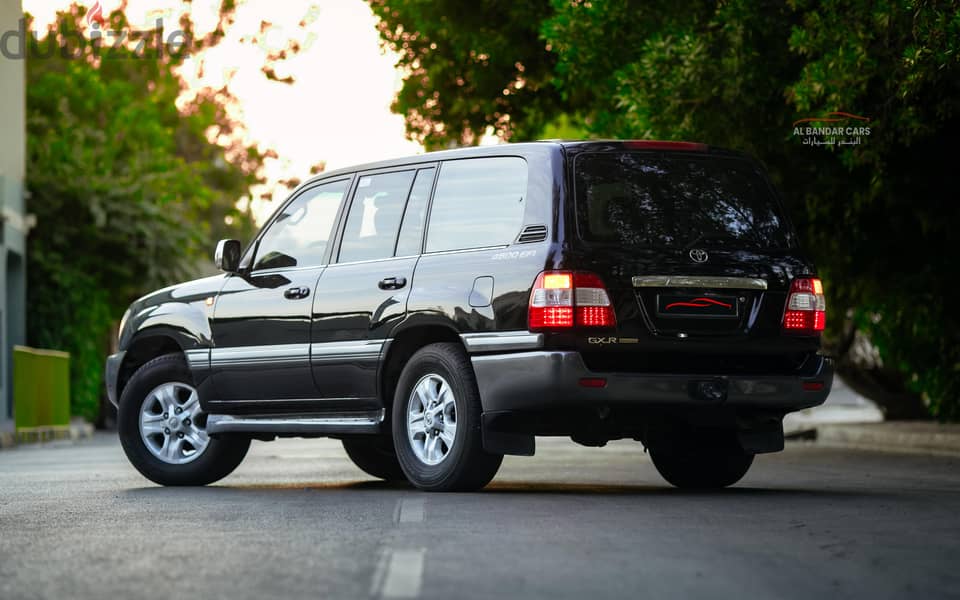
(815, 422, 960, 458)
(0, 421, 95, 450)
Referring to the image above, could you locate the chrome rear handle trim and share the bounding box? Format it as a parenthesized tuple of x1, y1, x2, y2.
(632, 276, 768, 290)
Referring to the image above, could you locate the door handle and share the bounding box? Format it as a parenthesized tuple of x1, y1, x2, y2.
(378, 276, 407, 290)
(283, 286, 310, 300)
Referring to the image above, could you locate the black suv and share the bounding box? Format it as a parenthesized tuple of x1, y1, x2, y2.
(106, 140, 832, 492)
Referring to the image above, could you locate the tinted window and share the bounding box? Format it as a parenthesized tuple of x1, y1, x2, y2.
(395, 168, 435, 256)
(426, 157, 527, 253)
(339, 170, 415, 263)
(575, 153, 793, 249)
(253, 179, 348, 270)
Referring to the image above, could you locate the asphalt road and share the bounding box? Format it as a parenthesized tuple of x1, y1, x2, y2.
(1, 434, 958, 600)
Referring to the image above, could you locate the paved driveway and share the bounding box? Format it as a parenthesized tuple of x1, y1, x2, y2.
(1, 434, 958, 599)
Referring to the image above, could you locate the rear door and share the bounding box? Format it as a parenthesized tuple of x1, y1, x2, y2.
(309, 166, 436, 406)
(406, 155, 535, 333)
(568, 149, 815, 358)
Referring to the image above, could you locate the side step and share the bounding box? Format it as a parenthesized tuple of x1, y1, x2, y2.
(206, 410, 383, 436)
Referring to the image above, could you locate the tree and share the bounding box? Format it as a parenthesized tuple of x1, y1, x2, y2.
(25, 4, 265, 420)
(371, 0, 960, 419)
(367, 0, 562, 149)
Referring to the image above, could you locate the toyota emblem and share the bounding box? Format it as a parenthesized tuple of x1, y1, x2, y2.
(689, 248, 709, 263)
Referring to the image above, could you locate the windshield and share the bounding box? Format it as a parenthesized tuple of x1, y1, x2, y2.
(574, 152, 795, 249)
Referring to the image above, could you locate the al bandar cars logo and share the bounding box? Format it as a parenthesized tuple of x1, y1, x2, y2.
(664, 297, 733, 311)
(792, 111, 872, 148)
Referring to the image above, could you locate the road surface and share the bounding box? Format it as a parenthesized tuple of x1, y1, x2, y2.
(1, 434, 958, 599)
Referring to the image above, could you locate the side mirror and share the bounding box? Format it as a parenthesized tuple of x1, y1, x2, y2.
(214, 239, 242, 273)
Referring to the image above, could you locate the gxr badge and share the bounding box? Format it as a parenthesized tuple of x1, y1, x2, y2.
(689, 248, 709, 263)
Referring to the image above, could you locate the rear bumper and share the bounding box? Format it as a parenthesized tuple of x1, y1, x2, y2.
(471, 351, 833, 413)
(105, 351, 125, 408)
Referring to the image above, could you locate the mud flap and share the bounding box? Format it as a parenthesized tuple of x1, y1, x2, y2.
(481, 412, 535, 456)
(737, 417, 785, 454)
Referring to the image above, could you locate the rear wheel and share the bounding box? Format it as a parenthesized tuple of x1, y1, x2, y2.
(392, 343, 503, 492)
(650, 429, 754, 489)
(342, 436, 407, 482)
(119, 354, 250, 486)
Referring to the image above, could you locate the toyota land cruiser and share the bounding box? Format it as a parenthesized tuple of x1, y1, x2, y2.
(106, 140, 833, 492)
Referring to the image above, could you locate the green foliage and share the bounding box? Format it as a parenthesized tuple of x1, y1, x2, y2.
(538, 113, 590, 140)
(26, 268, 111, 422)
(367, 0, 562, 149)
(372, 0, 960, 418)
(26, 6, 262, 420)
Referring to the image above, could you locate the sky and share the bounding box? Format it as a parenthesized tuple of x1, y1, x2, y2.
(24, 0, 424, 222)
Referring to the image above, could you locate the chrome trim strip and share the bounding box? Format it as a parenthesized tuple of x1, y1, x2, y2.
(327, 254, 420, 267)
(461, 332, 544, 353)
(206, 397, 373, 405)
(208, 341, 387, 368)
(632, 276, 768, 290)
(206, 411, 383, 435)
(210, 344, 310, 367)
(310, 340, 385, 362)
(312, 354, 380, 363)
(184, 348, 209, 370)
(421, 244, 509, 257)
(248, 265, 327, 275)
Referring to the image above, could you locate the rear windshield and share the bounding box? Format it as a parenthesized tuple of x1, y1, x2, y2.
(574, 153, 794, 249)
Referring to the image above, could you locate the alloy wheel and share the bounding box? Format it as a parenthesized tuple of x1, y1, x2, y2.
(406, 374, 458, 465)
(139, 382, 210, 465)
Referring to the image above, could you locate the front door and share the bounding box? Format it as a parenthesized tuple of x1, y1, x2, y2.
(208, 177, 351, 411)
(311, 166, 435, 406)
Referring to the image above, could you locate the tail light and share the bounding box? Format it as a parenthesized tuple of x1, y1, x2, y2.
(782, 277, 826, 334)
(528, 271, 616, 330)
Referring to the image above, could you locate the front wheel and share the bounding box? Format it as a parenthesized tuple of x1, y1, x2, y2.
(650, 430, 754, 489)
(118, 354, 250, 486)
(392, 343, 503, 492)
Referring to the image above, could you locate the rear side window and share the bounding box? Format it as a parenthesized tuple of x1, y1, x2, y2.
(574, 153, 794, 249)
(339, 170, 416, 263)
(426, 157, 527, 253)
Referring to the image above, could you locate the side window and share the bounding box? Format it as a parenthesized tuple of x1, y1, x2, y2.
(338, 170, 415, 263)
(426, 157, 527, 253)
(395, 168, 435, 256)
(252, 179, 348, 271)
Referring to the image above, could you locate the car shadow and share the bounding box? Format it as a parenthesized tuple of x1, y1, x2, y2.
(119, 479, 886, 501)
(480, 480, 885, 499)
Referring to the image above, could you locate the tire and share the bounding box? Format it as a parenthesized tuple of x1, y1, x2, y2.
(118, 353, 250, 486)
(342, 436, 408, 482)
(650, 429, 754, 489)
(392, 343, 503, 492)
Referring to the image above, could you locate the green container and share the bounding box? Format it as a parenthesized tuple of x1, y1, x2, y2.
(13, 346, 71, 429)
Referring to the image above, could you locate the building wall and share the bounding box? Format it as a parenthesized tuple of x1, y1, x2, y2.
(0, 0, 27, 422)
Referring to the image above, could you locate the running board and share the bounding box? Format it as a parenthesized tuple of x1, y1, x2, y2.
(206, 411, 383, 436)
